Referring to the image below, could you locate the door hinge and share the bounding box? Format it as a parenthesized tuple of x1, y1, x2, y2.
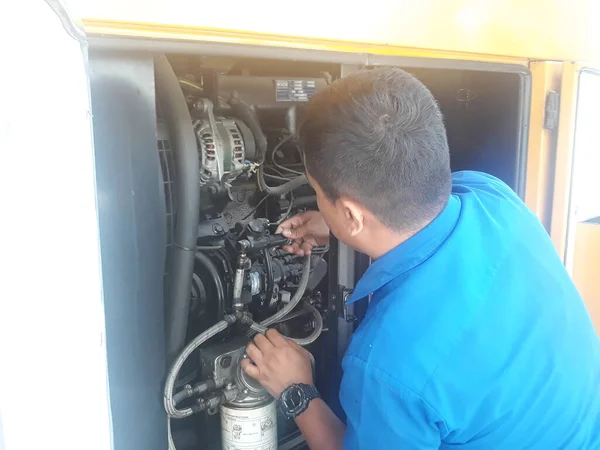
(544, 91, 560, 130)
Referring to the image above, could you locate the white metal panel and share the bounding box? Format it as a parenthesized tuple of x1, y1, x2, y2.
(0, 2, 112, 449)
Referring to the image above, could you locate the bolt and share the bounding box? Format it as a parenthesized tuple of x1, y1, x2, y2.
(220, 355, 232, 368)
(213, 223, 224, 234)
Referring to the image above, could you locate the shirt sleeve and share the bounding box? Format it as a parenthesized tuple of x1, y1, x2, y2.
(340, 356, 447, 450)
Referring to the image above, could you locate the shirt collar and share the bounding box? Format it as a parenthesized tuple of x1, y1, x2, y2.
(347, 194, 461, 303)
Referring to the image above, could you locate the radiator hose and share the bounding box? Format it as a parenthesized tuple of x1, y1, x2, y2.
(155, 54, 202, 364)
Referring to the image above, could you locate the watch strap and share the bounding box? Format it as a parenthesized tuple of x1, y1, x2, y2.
(302, 383, 319, 403)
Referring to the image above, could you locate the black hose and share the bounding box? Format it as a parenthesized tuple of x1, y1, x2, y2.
(173, 379, 216, 405)
(155, 54, 202, 364)
(229, 93, 307, 195)
(293, 195, 317, 208)
(258, 167, 308, 196)
(194, 252, 225, 319)
(263, 249, 274, 314)
(229, 93, 267, 163)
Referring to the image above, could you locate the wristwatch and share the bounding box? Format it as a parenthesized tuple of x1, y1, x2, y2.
(277, 383, 320, 419)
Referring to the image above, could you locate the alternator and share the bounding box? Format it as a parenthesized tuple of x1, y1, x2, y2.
(193, 99, 256, 186)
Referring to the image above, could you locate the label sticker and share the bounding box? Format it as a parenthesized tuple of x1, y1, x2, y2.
(221, 403, 277, 450)
(275, 80, 317, 102)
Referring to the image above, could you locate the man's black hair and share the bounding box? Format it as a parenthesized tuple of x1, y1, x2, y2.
(299, 68, 452, 231)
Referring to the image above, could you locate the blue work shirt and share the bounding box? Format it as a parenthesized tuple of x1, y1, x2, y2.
(340, 171, 600, 449)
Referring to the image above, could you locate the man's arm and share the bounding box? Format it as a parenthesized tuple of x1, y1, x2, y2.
(295, 398, 346, 450)
(241, 329, 346, 450)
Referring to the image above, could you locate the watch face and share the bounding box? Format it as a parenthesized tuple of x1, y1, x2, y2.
(282, 385, 306, 415)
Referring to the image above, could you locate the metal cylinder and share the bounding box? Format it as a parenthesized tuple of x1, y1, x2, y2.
(220, 400, 277, 450)
(220, 363, 277, 449)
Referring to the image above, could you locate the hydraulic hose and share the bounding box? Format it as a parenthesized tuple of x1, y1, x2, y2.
(164, 316, 236, 419)
(155, 54, 202, 364)
(194, 252, 226, 319)
(172, 379, 217, 405)
(244, 303, 323, 346)
(244, 256, 320, 345)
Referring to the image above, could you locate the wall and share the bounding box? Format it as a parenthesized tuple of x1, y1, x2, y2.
(572, 222, 600, 335)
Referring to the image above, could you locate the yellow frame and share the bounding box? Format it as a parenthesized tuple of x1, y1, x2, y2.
(82, 19, 528, 67)
(77, 0, 600, 63)
(525, 62, 562, 230)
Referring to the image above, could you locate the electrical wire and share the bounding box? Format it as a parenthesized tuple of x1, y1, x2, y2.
(271, 134, 304, 176)
(178, 79, 203, 91)
(264, 167, 294, 180)
(274, 192, 294, 225)
(263, 172, 294, 182)
(196, 245, 223, 251)
(258, 131, 307, 195)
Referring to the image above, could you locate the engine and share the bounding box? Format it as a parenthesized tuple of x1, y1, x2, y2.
(160, 64, 331, 450)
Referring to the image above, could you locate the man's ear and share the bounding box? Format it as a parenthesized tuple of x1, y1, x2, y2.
(338, 197, 365, 237)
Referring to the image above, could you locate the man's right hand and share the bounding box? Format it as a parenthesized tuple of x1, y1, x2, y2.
(276, 211, 330, 256)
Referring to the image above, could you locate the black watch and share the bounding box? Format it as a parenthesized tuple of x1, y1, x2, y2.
(277, 383, 320, 419)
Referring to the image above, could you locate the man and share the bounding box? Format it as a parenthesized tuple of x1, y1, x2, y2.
(240, 68, 600, 449)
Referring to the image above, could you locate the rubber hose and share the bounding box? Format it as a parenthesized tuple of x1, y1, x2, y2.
(246, 303, 323, 346)
(173, 380, 214, 405)
(228, 94, 307, 195)
(258, 167, 307, 196)
(173, 389, 191, 405)
(155, 54, 202, 365)
(194, 252, 225, 319)
(164, 316, 236, 419)
(229, 95, 267, 163)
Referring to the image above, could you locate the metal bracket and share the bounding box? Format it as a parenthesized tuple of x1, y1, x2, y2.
(336, 286, 356, 322)
(544, 91, 560, 130)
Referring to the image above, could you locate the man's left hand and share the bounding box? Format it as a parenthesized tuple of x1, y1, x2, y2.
(241, 329, 313, 398)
